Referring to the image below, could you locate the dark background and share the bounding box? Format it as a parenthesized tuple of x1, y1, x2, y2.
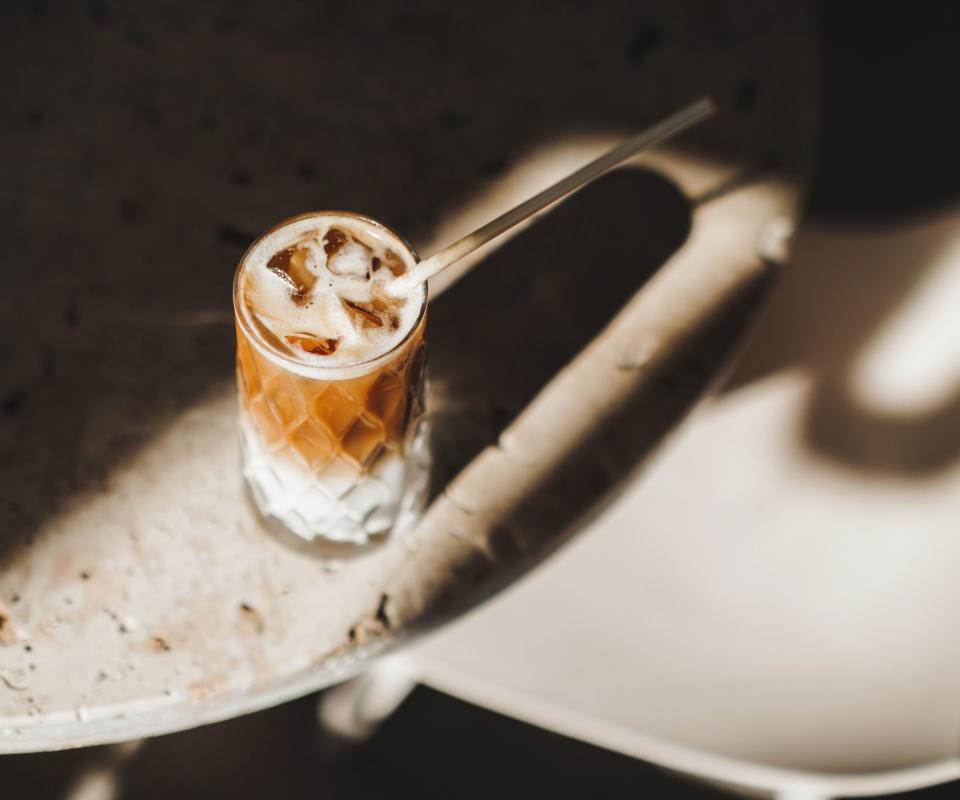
(0, 0, 815, 563)
(808, 3, 959, 221)
(2, 1, 959, 798)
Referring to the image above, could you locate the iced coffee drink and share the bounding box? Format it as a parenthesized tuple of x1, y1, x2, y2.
(233, 212, 428, 544)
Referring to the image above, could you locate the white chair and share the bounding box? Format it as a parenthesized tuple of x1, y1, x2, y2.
(324, 211, 960, 799)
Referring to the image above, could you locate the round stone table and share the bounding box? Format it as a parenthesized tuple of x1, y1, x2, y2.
(0, 0, 817, 752)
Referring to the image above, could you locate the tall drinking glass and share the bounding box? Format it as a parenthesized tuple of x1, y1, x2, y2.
(233, 212, 429, 545)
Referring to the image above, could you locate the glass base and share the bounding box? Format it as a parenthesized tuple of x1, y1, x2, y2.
(240, 415, 430, 546)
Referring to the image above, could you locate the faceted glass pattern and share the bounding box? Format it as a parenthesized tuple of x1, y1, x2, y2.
(235, 315, 428, 543)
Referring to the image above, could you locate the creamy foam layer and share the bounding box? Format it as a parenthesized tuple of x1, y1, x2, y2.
(239, 213, 424, 371)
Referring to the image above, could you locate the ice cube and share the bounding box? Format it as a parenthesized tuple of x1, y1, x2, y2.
(267, 247, 293, 273)
(285, 333, 340, 356)
(327, 237, 373, 279)
(318, 292, 360, 344)
(341, 299, 384, 329)
(267, 246, 316, 300)
(299, 239, 326, 274)
(371, 296, 390, 312)
(370, 295, 401, 330)
(323, 228, 348, 256)
(382, 249, 407, 277)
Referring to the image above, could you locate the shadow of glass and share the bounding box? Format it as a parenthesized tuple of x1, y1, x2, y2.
(427, 169, 690, 493)
(426, 248, 777, 623)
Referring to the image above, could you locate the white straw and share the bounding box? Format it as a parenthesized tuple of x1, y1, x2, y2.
(388, 96, 718, 296)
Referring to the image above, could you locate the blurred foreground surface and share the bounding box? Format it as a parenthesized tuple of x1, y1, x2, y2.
(2, 687, 958, 799)
(1, 690, 729, 800)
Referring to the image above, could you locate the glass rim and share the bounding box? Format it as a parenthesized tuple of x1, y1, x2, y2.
(233, 210, 427, 380)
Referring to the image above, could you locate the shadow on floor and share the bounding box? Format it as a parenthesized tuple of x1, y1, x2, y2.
(726, 213, 960, 478)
